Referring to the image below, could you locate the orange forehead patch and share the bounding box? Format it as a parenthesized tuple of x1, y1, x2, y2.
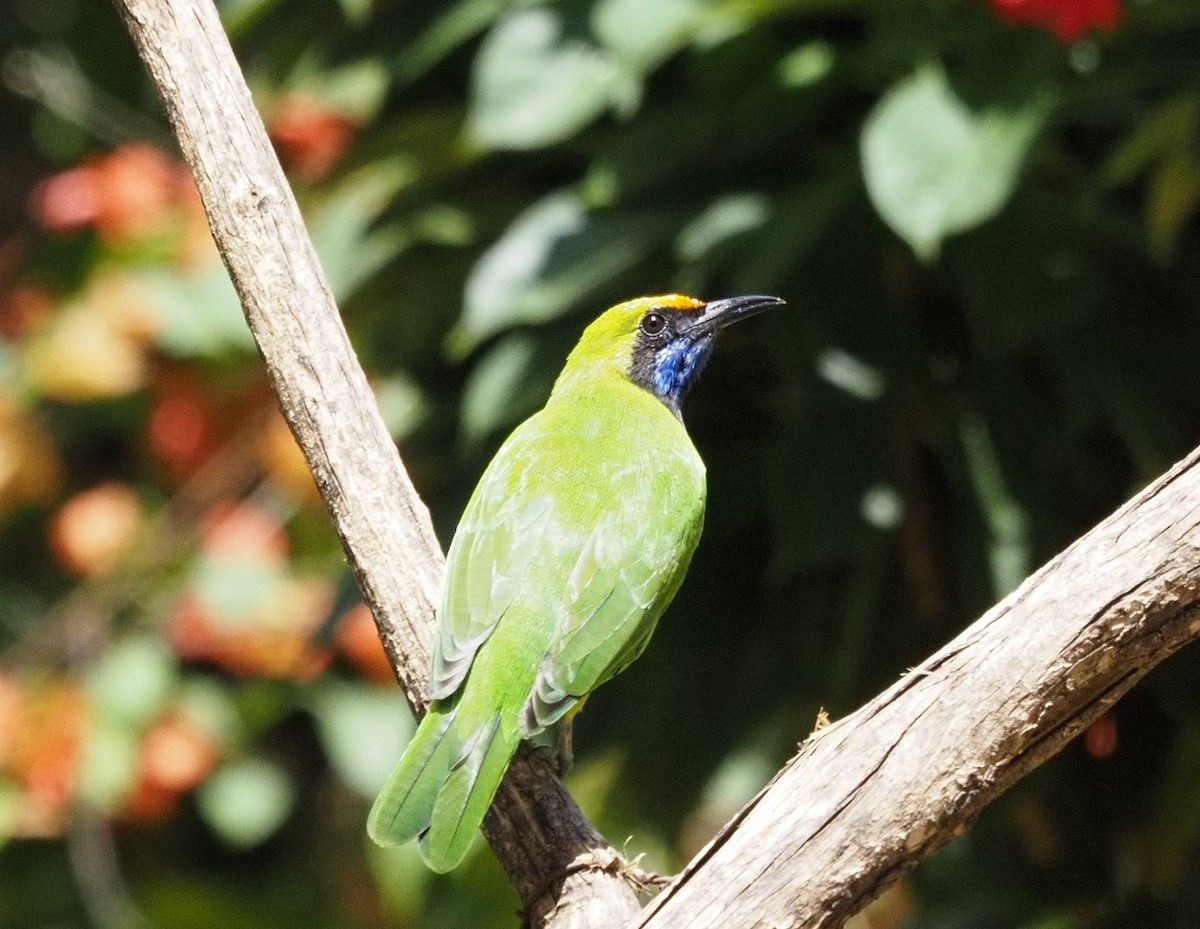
(649, 293, 705, 312)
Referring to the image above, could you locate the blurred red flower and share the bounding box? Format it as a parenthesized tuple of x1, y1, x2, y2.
(31, 145, 179, 244)
(988, 0, 1121, 42)
(269, 96, 358, 183)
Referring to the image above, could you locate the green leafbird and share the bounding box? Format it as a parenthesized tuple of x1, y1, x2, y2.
(368, 292, 783, 871)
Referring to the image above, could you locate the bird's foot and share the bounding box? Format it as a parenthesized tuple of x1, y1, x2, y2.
(554, 720, 574, 776)
(571, 849, 672, 894)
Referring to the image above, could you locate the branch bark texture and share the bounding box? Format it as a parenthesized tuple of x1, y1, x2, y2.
(112, 1, 638, 925)
(637, 448, 1200, 929)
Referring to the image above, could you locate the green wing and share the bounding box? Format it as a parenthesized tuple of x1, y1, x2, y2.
(428, 445, 553, 700)
(429, 402, 705, 733)
(517, 499, 704, 737)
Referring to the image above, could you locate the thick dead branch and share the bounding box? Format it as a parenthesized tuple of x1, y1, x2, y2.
(111, 1, 639, 926)
(636, 448, 1200, 929)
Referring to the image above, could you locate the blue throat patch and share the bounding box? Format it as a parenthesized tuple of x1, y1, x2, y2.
(653, 334, 716, 412)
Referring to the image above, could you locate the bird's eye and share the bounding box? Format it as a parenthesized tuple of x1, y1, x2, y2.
(640, 312, 667, 336)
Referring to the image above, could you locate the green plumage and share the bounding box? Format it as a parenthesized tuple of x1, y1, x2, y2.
(367, 293, 780, 872)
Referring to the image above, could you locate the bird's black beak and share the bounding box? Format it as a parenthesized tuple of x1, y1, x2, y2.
(688, 294, 785, 334)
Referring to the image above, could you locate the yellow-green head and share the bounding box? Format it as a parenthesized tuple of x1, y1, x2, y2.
(557, 293, 785, 415)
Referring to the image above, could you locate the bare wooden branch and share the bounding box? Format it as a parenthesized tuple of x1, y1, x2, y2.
(636, 448, 1200, 929)
(111, 2, 638, 925)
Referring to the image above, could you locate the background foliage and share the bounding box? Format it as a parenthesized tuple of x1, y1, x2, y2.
(1, 0, 1199, 926)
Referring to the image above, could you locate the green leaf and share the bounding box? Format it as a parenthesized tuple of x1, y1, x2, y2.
(1146, 153, 1200, 259)
(85, 636, 178, 728)
(140, 264, 255, 358)
(393, 0, 509, 85)
(310, 158, 420, 300)
(310, 681, 413, 799)
(1103, 97, 1199, 187)
(467, 7, 639, 150)
(77, 719, 140, 811)
(591, 0, 701, 70)
(334, 0, 372, 27)
(0, 780, 20, 847)
(366, 842, 431, 921)
(196, 758, 295, 849)
(374, 374, 427, 440)
(777, 40, 835, 88)
(455, 190, 675, 353)
(457, 190, 585, 351)
(176, 676, 244, 748)
(861, 66, 1047, 260)
(217, 0, 283, 36)
(460, 334, 538, 442)
(676, 192, 770, 262)
(284, 58, 389, 121)
(192, 556, 284, 625)
(959, 414, 1030, 599)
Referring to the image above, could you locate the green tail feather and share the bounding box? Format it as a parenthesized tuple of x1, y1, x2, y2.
(367, 704, 519, 873)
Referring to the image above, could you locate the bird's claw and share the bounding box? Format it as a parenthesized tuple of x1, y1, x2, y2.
(571, 849, 672, 894)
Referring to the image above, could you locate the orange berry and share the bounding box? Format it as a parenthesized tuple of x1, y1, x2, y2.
(139, 714, 220, 793)
(48, 482, 143, 578)
(201, 501, 288, 562)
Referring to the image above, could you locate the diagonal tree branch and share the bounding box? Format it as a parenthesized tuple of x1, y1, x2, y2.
(635, 449, 1200, 928)
(111, 1, 639, 926)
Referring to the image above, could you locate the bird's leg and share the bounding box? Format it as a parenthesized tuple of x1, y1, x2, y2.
(553, 695, 589, 775)
(546, 848, 673, 896)
(554, 716, 574, 775)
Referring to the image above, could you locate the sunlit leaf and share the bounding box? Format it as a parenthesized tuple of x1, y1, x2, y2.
(591, 0, 701, 70)
(676, 192, 770, 262)
(176, 676, 244, 748)
(196, 758, 295, 848)
(334, 0, 371, 27)
(85, 636, 178, 728)
(77, 720, 140, 811)
(467, 7, 638, 150)
(139, 263, 255, 358)
(393, 0, 509, 85)
(310, 158, 419, 300)
(778, 41, 835, 88)
(861, 66, 1047, 260)
(310, 680, 413, 799)
(374, 374, 428, 440)
(217, 0, 282, 36)
(458, 190, 585, 351)
(283, 58, 389, 120)
(456, 189, 675, 353)
(815, 347, 886, 402)
(366, 842, 431, 922)
(192, 557, 284, 624)
(959, 414, 1030, 598)
(460, 334, 538, 442)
